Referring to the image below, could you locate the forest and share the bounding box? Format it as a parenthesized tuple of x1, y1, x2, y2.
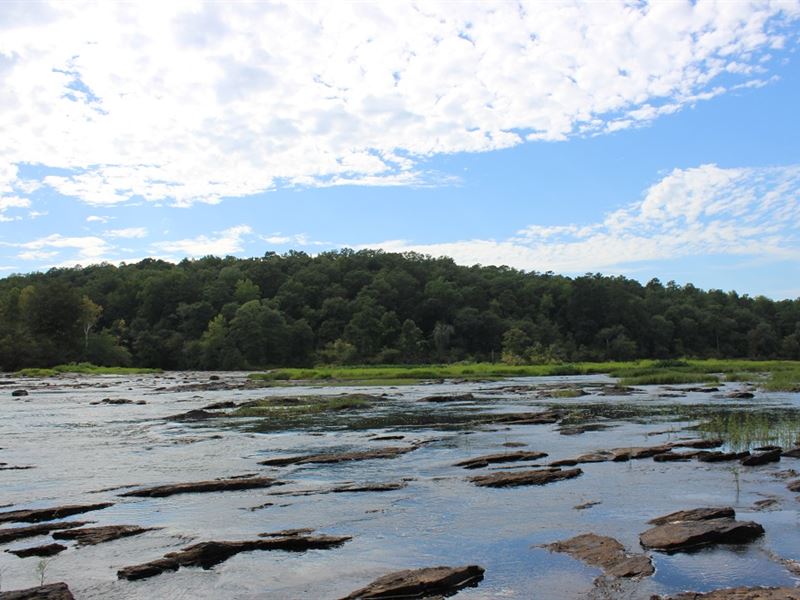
(0, 249, 798, 371)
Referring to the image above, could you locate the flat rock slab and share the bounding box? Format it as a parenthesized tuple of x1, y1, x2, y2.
(455, 451, 548, 470)
(120, 476, 282, 497)
(648, 507, 735, 526)
(640, 518, 764, 552)
(782, 447, 800, 458)
(0, 503, 113, 525)
(0, 582, 74, 600)
(272, 482, 407, 496)
(0, 521, 90, 544)
(470, 467, 582, 488)
(340, 565, 485, 599)
(52, 524, 156, 545)
(118, 535, 351, 580)
(654, 587, 800, 599)
(544, 533, 653, 578)
(486, 410, 563, 425)
(6, 543, 67, 557)
(260, 446, 418, 467)
(418, 393, 475, 403)
(741, 449, 782, 466)
(697, 451, 751, 463)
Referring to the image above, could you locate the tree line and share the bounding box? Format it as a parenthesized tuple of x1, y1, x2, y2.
(0, 249, 798, 371)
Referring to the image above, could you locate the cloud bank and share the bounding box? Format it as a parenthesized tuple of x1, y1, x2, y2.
(0, 1, 798, 207)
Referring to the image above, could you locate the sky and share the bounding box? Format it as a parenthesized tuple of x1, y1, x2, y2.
(1, 1, 799, 299)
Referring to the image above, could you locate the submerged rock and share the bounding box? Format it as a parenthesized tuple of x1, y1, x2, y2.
(544, 533, 653, 578)
(487, 410, 564, 425)
(6, 543, 66, 557)
(640, 507, 763, 552)
(782, 447, 800, 458)
(117, 535, 351, 580)
(52, 524, 156, 545)
(340, 564, 485, 599)
(0, 521, 90, 544)
(272, 482, 407, 496)
(455, 451, 548, 470)
(166, 409, 220, 421)
(470, 467, 582, 488)
(90, 398, 145, 405)
(558, 424, 610, 435)
(654, 587, 800, 599)
(0, 503, 113, 525)
(418, 393, 475, 403)
(259, 446, 418, 466)
(696, 451, 751, 463)
(120, 476, 282, 498)
(0, 582, 75, 599)
(10, 390, 28, 397)
(202, 401, 237, 410)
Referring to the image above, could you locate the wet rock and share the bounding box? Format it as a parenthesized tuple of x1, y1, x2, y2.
(558, 424, 610, 436)
(544, 533, 654, 578)
(369, 435, 405, 442)
(786, 480, 800, 492)
(273, 482, 407, 496)
(258, 528, 315, 537)
(470, 467, 582, 488)
(567, 451, 614, 464)
(753, 498, 780, 510)
(202, 401, 237, 410)
(574, 501, 601, 510)
(647, 507, 736, 526)
(340, 564, 485, 599)
(90, 398, 145, 405)
(782, 447, 800, 458)
(52, 525, 156, 545)
(0, 464, 35, 471)
(502, 442, 527, 448)
(117, 535, 351, 580)
(653, 452, 695, 462)
(741, 449, 782, 466)
(653, 587, 800, 599)
(0, 503, 113, 525)
(669, 439, 724, 449)
(166, 409, 220, 421)
(487, 410, 564, 425)
(418, 393, 475, 403)
(455, 451, 548, 470)
(259, 446, 418, 467)
(11, 390, 28, 397)
(726, 391, 755, 399)
(6, 543, 67, 557)
(640, 507, 763, 552)
(0, 582, 75, 599)
(611, 446, 671, 461)
(696, 451, 751, 463)
(0, 521, 90, 544)
(120, 476, 282, 498)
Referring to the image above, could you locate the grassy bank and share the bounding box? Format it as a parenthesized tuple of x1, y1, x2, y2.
(15, 362, 162, 377)
(248, 359, 800, 389)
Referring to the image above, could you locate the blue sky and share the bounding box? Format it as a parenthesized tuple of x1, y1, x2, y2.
(1, 1, 799, 298)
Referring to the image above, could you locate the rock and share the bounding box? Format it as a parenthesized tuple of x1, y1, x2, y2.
(574, 501, 601, 510)
(52, 524, 156, 545)
(787, 479, 800, 492)
(6, 543, 67, 557)
(611, 446, 671, 461)
(455, 451, 548, 470)
(726, 391, 755, 399)
(120, 476, 282, 498)
(544, 533, 653, 578)
(167, 409, 220, 421)
(273, 482, 407, 496)
(653, 452, 695, 462)
(562, 451, 614, 465)
(369, 435, 405, 442)
(258, 528, 315, 538)
(0, 582, 75, 599)
(782, 447, 800, 458)
(487, 410, 564, 425)
(418, 393, 475, 403)
(0, 503, 113, 525)
(0, 521, 90, 544)
(753, 498, 780, 510)
(741, 449, 782, 466)
(11, 390, 28, 397)
(209, 375, 221, 381)
(340, 565, 485, 599)
(696, 451, 751, 463)
(502, 442, 527, 448)
(653, 587, 800, 599)
(259, 446, 418, 466)
(640, 508, 764, 552)
(558, 424, 610, 435)
(202, 401, 237, 410)
(90, 398, 145, 405)
(669, 439, 724, 449)
(647, 507, 735, 526)
(0, 465, 35, 471)
(117, 535, 351, 580)
(470, 467, 582, 488)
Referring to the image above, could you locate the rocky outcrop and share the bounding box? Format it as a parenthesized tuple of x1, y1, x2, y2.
(259, 446, 418, 466)
(0, 521, 89, 544)
(544, 533, 653, 578)
(470, 467, 582, 488)
(0, 582, 74, 599)
(120, 476, 282, 498)
(6, 543, 66, 557)
(640, 507, 763, 552)
(455, 451, 548, 470)
(52, 524, 156, 545)
(117, 535, 351, 580)
(741, 449, 782, 466)
(0, 503, 113, 524)
(653, 587, 800, 599)
(340, 565, 485, 599)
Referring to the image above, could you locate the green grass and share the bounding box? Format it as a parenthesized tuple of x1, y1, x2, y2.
(618, 371, 719, 386)
(233, 393, 376, 417)
(762, 368, 800, 392)
(16, 362, 161, 377)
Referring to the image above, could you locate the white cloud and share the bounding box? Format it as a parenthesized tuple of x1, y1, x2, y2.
(261, 233, 329, 247)
(6, 233, 114, 265)
(150, 225, 253, 258)
(0, 2, 796, 206)
(86, 215, 112, 223)
(364, 164, 800, 272)
(103, 227, 148, 239)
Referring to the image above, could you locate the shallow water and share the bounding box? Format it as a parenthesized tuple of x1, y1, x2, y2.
(1, 373, 799, 599)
